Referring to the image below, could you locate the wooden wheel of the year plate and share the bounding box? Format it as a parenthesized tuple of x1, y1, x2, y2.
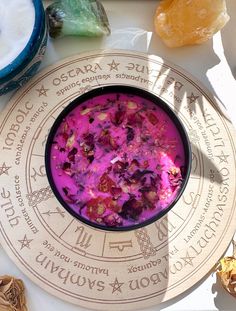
(0, 50, 235, 310)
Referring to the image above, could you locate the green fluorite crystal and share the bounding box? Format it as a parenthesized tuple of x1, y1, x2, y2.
(46, 0, 111, 38)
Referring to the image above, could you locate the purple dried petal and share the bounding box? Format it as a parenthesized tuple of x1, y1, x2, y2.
(111, 107, 126, 126)
(141, 135, 150, 142)
(146, 111, 159, 125)
(103, 213, 123, 227)
(86, 197, 106, 221)
(68, 147, 78, 162)
(130, 169, 153, 183)
(140, 186, 158, 207)
(62, 187, 69, 195)
(88, 155, 95, 163)
(110, 186, 122, 199)
(150, 176, 161, 187)
(131, 159, 140, 167)
(113, 161, 128, 174)
(168, 167, 183, 188)
(120, 198, 143, 220)
(81, 133, 95, 162)
(126, 127, 135, 143)
(78, 184, 85, 191)
(98, 173, 116, 193)
(110, 136, 119, 150)
(141, 177, 147, 185)
(83, 133, 95, 151)
(98, 129, 118, 150)
(62, 186, 76, 203)
(129, 159, 140, 172)
(180, 165, 186, 177)
(127, 113, 144, 127)
(62, 162, 71, 170)
(61, 132, 69, 141)
(68, 147, 78, 155)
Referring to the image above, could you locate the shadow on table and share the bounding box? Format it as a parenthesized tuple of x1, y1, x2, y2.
(221, 1, 236, 80)
(151, 272, 212, 311)
(212, 275, 236, 311)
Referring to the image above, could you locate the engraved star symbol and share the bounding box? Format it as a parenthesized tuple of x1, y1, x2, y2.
(18, 234, 33, 250)
(215, 150, 229, 164)
(36, 85, 49, 97)
(109, 277, 124, 294)
(108, 60, 120, 71)
(187, 93, 199, 104)
(0, 162, 11, 176)
(181, 251, 195, 267)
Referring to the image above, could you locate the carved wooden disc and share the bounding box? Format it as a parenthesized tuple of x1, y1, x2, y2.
(0, 50, 236, 310)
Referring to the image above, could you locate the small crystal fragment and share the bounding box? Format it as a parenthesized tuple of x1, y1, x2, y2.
(46, 0, 111, 38)
(154, 0, 230, 48)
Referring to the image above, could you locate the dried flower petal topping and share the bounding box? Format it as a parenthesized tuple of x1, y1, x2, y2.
(98, 129, 118, 150)
(110, 106, 126, 126)
(121, 198, 144, 220)
(103, 213, 123, 227)
(146, 111, 159, 125)
(126, 126, 135, 143)
(86, 197, 106, 221)
(98, 173, 116, 193)
(50, 91, 187, 228)
(168, 166, 183, 188)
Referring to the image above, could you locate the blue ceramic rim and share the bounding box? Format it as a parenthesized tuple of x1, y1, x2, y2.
(0, 0, 44, 80)
(45, 85, 192, 232)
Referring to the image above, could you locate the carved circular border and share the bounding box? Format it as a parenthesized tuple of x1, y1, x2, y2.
(0, 50, 235, 310)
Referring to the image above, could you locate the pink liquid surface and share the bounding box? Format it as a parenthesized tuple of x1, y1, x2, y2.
(50, 92, 186, 228)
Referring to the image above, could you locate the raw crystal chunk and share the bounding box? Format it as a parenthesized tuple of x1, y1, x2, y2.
(154, 0, 230, 48)
(46, 0, 110, 38)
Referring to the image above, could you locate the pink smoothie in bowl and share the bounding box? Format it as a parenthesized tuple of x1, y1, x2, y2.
(45, 86, 191, 231)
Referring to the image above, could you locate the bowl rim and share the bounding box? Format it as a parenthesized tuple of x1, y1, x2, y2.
(45, 85, 192, 231)
(0, 0, 44, 80)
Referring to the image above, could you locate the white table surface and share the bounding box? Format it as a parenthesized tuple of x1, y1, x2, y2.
(1, 1, 236, 310)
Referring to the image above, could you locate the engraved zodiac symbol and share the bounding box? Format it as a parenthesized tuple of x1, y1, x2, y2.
(155, 216, 175, 242)
(109, 240, 133, 252)
(42, 129, 50, 147)
(74, 226, 92, 250)
(42, 206, 65, 218)
(31, 165, 46, 182)
(191, 151, 199, 174)
(26, 186, 54, 207)
(182, 192, 200, 209)
(135, 228, 156, 259)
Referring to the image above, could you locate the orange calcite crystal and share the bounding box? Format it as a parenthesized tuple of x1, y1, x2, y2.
(154, 0, 230, 48)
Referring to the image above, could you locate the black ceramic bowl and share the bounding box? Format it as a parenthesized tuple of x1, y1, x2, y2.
(45, 85, 191, 231)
